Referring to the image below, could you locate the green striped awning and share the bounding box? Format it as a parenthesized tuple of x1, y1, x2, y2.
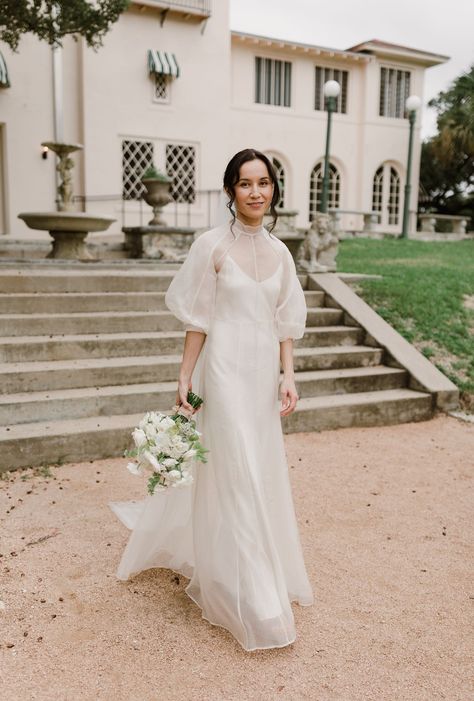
(148, 50, 180, 78)
(0, 51, 10, 87)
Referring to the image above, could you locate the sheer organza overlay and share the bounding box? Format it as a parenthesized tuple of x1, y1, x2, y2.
(109, 218, 314, 651)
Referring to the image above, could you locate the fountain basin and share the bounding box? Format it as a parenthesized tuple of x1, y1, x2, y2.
(18, 212, 116, 260)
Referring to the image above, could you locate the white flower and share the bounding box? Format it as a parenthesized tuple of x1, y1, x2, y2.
(162, 458, 178, 468)
(159, 416, 175, 431)
(132, 428, 147, 448)
(143, 450, 164, 474)
(182, 449, 197, 461)
(153, 483, 167, 494)
(166, 469, 182, 483)
(176, 472, 193, 488)
(127, 461, 143, 476)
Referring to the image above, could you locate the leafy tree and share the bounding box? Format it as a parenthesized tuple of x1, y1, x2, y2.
(0, 0, 130, 52)
(420, 65, 474, 226)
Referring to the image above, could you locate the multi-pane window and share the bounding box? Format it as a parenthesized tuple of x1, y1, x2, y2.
(154, 74, 169, 102)
(122, 140, 154, 200)
(314, 67, 348, 113)
(166, 144, 196, 203)
(372, 166, 384, 214)
(309, 161, 341, 220)
(271, 156, 285, 208)
(379, 67, 411, 118)
(388, 167, 400, 225)
(255, 57, 292, 107)
(372, 163, 401, 226)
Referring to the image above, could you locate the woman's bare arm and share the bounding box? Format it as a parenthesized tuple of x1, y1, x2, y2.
(176, 330, 207, 412)
(279, 338, 298, 417)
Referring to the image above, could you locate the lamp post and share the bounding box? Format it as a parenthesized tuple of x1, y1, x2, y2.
(401, 94, 422, 238)
(319, 80, 341, 214)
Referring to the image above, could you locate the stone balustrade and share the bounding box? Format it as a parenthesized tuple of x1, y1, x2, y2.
(329, 209, 380, 238)
(419, 213, 467, 235)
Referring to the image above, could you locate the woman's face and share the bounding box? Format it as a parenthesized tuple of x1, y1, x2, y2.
(231, 159, 274, 226)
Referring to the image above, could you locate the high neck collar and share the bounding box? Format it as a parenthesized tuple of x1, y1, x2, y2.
(231, 217, 266, 237)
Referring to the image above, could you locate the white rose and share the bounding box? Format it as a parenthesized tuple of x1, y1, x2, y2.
(150, 437, 169, 455)
(127, 461, 143, 476)
(166, 469, 182, 483)
(132, 428, 147, 448)
(162, 458, 178, 468)
(159, 416, 175, 431)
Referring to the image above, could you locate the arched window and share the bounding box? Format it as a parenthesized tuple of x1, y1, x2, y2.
(309, 161, 340, 221)
(388, 167, 400, 225)
(372, 165, 384, 215)
(372, 163, 401, 227)
(271, 156, 285, 208)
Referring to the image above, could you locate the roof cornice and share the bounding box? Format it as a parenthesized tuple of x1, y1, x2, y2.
(231, 31, 372, 63)
(347, 40, 449, 67)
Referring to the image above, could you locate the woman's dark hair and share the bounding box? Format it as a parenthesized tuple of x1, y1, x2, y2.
(223, 148, 280, 233)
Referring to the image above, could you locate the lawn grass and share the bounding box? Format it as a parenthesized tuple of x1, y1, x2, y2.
(336, 238, 474, 403)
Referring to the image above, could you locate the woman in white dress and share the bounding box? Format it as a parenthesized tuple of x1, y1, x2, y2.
(110, 149, 314, 651)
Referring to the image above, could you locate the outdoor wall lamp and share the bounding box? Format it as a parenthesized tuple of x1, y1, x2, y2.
(319, 80, 341, 214)
(42, 145, 49, 160)
(401, 94, 422, 238)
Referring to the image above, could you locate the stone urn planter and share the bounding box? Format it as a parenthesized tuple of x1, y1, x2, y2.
(141, 166, 173, 226)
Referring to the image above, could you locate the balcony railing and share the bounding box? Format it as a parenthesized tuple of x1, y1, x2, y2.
(132, 0, 211, 17)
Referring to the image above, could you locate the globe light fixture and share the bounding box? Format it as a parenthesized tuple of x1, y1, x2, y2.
(323, 80, 341, 99)
(320, 80, 341, 214)
(401, 94, 421, 238)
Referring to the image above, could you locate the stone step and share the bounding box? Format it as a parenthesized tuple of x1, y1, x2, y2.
(0, 269, 308, 294)
(0, 347, 384, 393)
(295, 366, 407, 397)
(0, 366, 406, 425)
(0, 292, 171, 313)
(0, 307, 341, 336)
(0, 311, 180, 336)
(0, 289, 327, 314)
(0, 388, 432, 471)
(282, 388, 433, 433)
(0, 381, 178, 425)
(0, 327, 364, 362)
(0, 269, 175, 293)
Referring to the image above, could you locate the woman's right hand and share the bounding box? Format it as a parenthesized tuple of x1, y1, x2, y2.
(176, 376, 196, 414)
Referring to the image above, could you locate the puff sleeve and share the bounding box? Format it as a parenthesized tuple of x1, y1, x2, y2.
(275, 244, 307, 341)
(165, 232, 217, 335)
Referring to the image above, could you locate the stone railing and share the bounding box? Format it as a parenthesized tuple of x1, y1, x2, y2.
(329, 209, 380, 237)
(419, 214, 467, 235)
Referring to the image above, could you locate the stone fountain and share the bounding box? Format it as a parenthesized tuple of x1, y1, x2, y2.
(18, 142, 115, 260)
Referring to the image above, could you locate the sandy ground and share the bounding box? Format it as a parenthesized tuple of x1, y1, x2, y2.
(0, 414, 473, 701)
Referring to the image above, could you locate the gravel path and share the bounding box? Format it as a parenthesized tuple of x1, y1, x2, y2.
(1, 415, 473, 701)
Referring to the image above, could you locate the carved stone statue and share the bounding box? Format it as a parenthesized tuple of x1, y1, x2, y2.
(296, 212, 339, 273)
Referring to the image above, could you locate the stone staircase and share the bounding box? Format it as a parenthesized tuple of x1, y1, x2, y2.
(0, 263, 436, 471)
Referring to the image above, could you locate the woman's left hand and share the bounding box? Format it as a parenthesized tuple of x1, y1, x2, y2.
(280, 376, 298, 417)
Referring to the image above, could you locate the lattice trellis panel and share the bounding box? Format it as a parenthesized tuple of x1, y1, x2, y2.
(122, 140, 154, 200)
(154, 74, 168, 101)
(166, 144, 196, 203)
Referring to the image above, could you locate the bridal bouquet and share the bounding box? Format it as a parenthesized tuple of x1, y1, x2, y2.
(125, 391, 208, 495)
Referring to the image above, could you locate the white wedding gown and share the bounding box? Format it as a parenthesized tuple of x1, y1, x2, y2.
(109, 217, 314, 651)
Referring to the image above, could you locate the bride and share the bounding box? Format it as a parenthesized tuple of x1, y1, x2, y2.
(109, 148, 314, 651)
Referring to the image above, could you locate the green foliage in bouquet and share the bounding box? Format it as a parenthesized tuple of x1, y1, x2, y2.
(124, 391, 208, 496)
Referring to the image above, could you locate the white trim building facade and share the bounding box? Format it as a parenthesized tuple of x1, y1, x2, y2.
(0, 1, 448, 239)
